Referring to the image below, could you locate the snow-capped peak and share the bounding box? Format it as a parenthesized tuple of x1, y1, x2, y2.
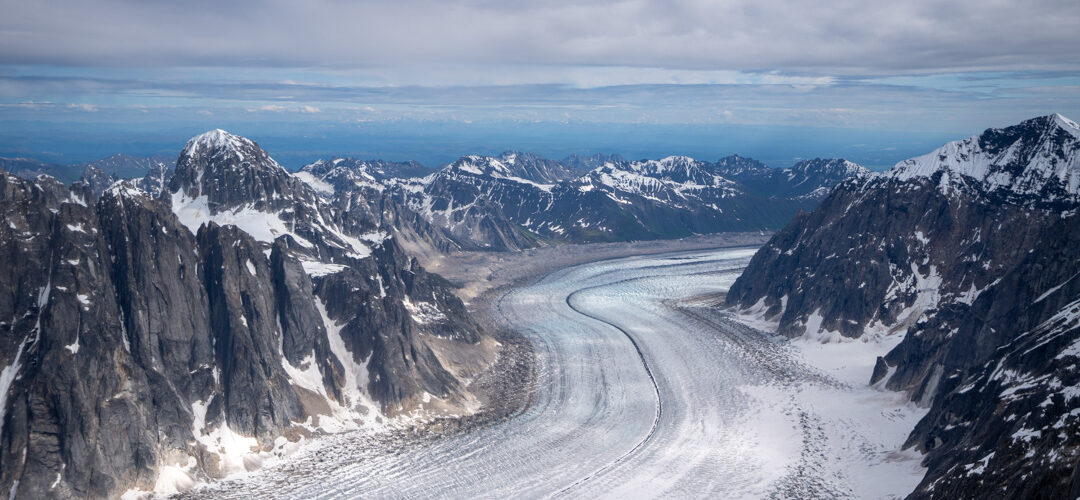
(653, 155, 697, 169)
(890, 114, 1080, 206)
(1053, 113, 1080, 137)
(183, 129, 254, 156)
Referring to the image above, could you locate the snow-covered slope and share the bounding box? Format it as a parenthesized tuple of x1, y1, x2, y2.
(892, 114, 1080, 207)
(168, 129, 388, 260)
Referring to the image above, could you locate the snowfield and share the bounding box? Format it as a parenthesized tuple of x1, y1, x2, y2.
(187, 247, 924, 499)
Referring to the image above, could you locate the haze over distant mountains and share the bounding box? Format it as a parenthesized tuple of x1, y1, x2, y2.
(0, 120, 960, 173)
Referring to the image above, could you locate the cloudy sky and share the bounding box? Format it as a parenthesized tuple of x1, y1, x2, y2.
(2, 0, 1079, 168)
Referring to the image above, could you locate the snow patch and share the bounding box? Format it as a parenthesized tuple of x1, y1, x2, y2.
(402, 296, 448, 325)
(316, 300, 384, 428)
(300, 260, 348, 277)
(171, 190, 314, 248)
(293, 171, 335, 195)
(190, 396, 259, 476)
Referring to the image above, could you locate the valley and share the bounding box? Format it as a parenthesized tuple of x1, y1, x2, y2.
(184, 246, 926, 499)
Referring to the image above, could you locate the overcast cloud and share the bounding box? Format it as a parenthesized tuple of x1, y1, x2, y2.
(1, 0, 1079, 165)
(3, 0, 1079, 75)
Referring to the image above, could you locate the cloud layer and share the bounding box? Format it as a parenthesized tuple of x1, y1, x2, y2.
(2, 0, 1079, 76)
(1, 0, 1079, 166)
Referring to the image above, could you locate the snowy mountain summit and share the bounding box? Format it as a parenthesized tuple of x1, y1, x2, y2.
(169, 128, 296, 212)
(891, 113, 1080, 207)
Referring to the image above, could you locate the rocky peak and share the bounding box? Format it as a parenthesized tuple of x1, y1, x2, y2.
(788, 158, 868, 178)
(168, 129, 299, 212)
(561, 153, 627, 172)
(496, 151, 580, 183)
(78, 153, 172, 180)
(77, 164, 119, 198)
(616, 155, 737, 188)
(134, 160, 172, 198)
(101, 180, 150, 203)
(713, 155, 771, 176)
(890, 113, 1080, 208)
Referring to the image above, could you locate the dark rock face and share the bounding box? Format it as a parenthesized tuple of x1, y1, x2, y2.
(77, 165, 119, 198)
(900, 213, 1080, 498)
(168, 129, 302, 214)
(0, 177, 168, 498)
(134, 161, 172, 197)
(726, 174, 1047, 340)
(315, 241, 477, 406)
(0, 130, 486, 498)
(726, 114, 1080, 497)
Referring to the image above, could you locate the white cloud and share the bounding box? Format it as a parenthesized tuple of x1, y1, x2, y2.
(66, 103, 97, 112)
(246, 104, 286, 112)
(300, 105, 321, 113)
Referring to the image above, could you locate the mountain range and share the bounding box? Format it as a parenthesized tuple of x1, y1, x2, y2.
(299, 151, 868, 251)
(3, 114, 1077, 498)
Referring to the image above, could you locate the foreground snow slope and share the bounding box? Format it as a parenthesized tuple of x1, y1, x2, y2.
(190, 247, 923, 499)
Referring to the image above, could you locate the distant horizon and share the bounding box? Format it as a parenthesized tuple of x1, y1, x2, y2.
(0, 114, 1035, 173)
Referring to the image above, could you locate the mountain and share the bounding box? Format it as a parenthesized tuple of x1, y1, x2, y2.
(0, 130, 489, 498)
(297, 158, 430, 193)
(76, 154, 173, 181)
(296, 158, 473, 259)
(537, 156, 804, 241)
(890, 113, 1080, 208)
(373, 153, 867, 249)
(716, 155, 869, 199)
(561, 153, 627, 172)
(2, 154, 172, 193)
(0, 157, 83, 183)
(726, 114, 1080, 497)
(392, 155, 552, 251)
(134, 160, 172, 197)
(76, 164, 119, 198)
(431, 152, 585, 184)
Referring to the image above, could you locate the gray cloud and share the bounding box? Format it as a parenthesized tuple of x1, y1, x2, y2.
(1, 0, 1078, 76)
